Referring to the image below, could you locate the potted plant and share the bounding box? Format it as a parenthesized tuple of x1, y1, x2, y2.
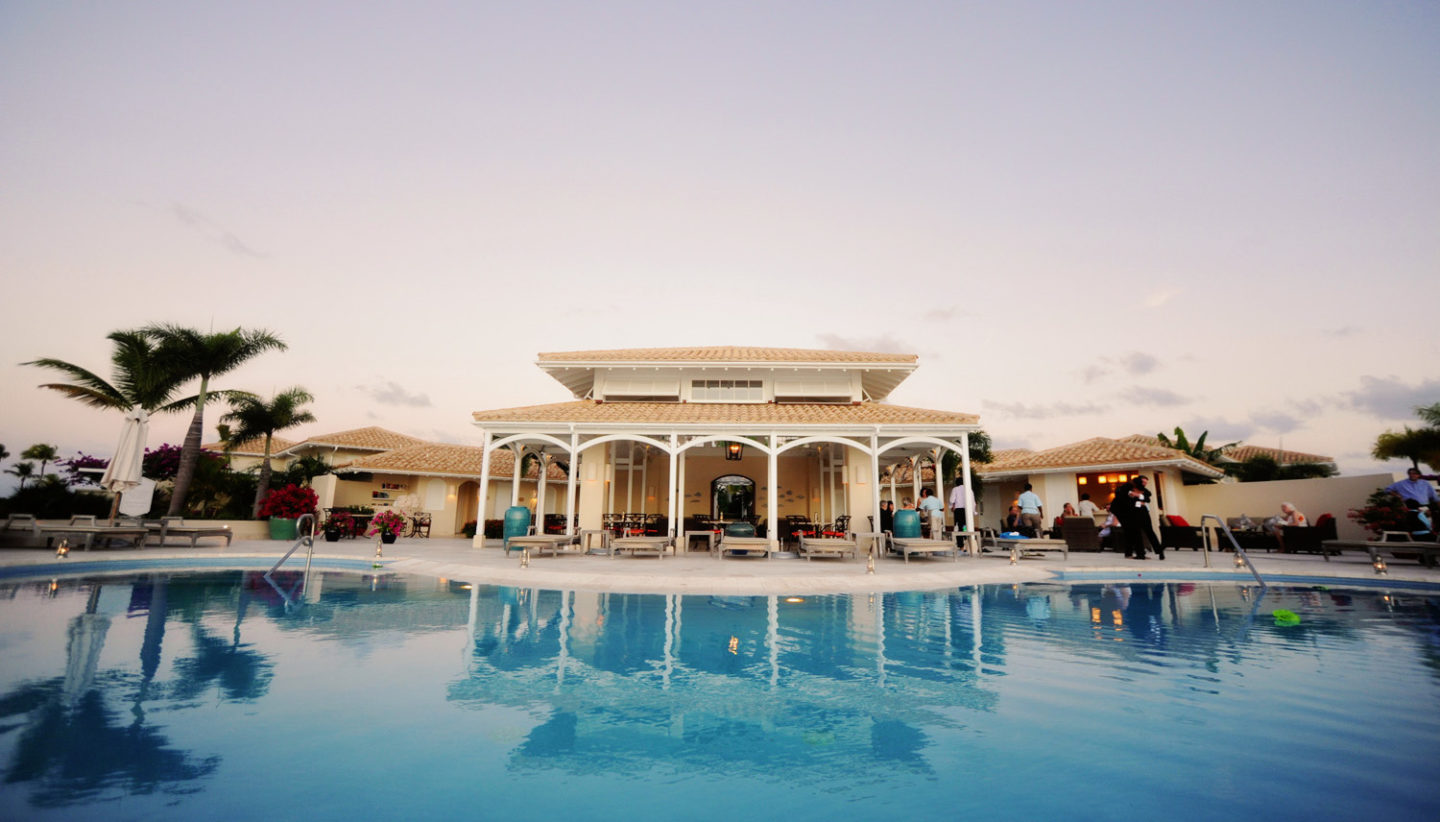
(322, 510, 354, 542)
(367, 509, 407, 544)
(258, 484, 319, 540)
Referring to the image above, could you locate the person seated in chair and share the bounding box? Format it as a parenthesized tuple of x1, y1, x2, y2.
(1271, 502, 1307, 551)
(1404, 499, 1434, 540)
(1003, 505, 1025, 534)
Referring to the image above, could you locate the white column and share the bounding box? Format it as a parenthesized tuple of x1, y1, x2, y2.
(677, 440, 687, 529)
(625, 442, 635, 514)
(961, 432, 974, 534)
(472, 431, 492, 549)
(910, 456, 920, 504)
(934, 446, 946, 535)
(639, 444, 649, 515)
(510, 445, 523, 507)
(536, 453, 548, 527)
(767, 435, 779, 551)
(871, 432, 881, 534)
(667, 434, 678, 541)
(565, 432, 579, 536)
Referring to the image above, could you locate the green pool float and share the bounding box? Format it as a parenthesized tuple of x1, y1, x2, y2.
(1273, 609, 1300, 626)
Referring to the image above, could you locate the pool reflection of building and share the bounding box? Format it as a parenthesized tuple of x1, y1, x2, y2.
(2, 572, 1437, 806)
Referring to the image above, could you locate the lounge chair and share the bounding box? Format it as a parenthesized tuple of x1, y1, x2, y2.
(37, 515, 149, 551)
(887, 532, 963, 562)
(146, 516, 235, 548)
(1280, 517, 1339, 557)
(610, 535, 673, 558)
(797, 533, 859, 561)
(717, 534, 770, 560)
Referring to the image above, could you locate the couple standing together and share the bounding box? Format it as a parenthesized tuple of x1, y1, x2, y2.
(1114, 475, 1163, 560)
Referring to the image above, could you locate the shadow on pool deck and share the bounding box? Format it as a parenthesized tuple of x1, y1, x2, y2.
(2, 537, 1436, 595)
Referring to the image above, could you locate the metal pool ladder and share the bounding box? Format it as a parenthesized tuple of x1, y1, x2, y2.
(1199, 514, 1268, 589)
(265, 513, 317, 608)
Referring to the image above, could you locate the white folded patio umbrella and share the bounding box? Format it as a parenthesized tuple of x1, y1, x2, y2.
(100, 407, 149, 521)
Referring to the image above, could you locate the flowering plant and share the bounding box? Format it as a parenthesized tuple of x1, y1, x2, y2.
(323, 510, 355, 534)
(257, 484, 318, 520)
(367, 509, 407, 537)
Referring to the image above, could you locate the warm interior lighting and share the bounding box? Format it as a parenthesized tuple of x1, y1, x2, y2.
(785, 597, 804, 603)
(1098, 475, 1108, 483)
(726, 442, 743, 461)
(1077, 477, 1087, 485)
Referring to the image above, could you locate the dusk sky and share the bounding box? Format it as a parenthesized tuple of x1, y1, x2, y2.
(2, 1, 1436, 491)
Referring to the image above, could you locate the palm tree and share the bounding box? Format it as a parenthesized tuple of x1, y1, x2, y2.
(6, 462, 35, 489)
(143, 325, 287, 517)
(0, 444, 9, 467)
(1155, 427, 1235, 464)
(20, 444, 60, 479)
(220, 387, 316, 517)
(25, 330, 195, 416)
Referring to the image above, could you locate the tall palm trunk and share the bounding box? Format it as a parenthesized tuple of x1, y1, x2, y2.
(166, 377, 209, 516)
(251, 434, 274, 519)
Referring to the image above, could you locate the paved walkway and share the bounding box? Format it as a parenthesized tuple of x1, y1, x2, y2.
(4, 536, 1437, 594)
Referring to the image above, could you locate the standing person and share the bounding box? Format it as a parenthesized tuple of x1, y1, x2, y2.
(1017, 483, 1044, 537)
(1130, 475, 1164, 560)
(917, 488, 944, 538)
(879, 500, 894, 533)
(1077, 493, 1100, 517)
(949, 482, 974, 532)
(1387, 467, 1439, 514)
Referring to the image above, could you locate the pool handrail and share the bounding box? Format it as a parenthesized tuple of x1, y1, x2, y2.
(1199, 513, 1268, 589)
(267, 513, 317, 579)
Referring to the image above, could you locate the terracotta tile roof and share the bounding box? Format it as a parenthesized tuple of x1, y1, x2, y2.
(282, 426, 427, 454)
(339, 444, 567, 480)
(1119, 434, 1333, 465)
(977, 437, 1224, 478)
(471, 400, 978, 426)
(201, 435, 298, 456)
(1220, 444, 1335, 465)
(537, 346, 917, 364)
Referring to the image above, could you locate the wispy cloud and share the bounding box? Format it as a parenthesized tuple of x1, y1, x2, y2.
(920, 305, 971, 322)
(1081, 365, 1109, 384)
(359, 381, 432, 408)
(815, 333, 913, 354)
(170, 203, 265, 258)
(1323, 326, 1361, 339)
(1250, 410, 1302, 433)
(983, 399, 1109, 419)
(1178, 416, 1253, 442)
(1120, 352, 1159, 375)
(1143, 289, 1177, 308)
(1119, 386, 1188, 407)
(1340, 376, 1440, 420)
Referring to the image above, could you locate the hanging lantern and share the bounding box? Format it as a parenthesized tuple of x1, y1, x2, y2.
(1372, 554, 1388, 575)
(726, 442, 743, 461)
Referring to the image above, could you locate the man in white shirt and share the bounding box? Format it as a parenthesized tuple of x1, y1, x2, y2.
(949, 483, 974, 532)
(1077, 493, 1100, 517)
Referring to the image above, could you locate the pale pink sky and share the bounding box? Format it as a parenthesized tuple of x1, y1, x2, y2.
(2, 1, 1437, 491)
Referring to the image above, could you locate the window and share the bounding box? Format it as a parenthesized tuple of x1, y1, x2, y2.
(690, 379, 763, 402)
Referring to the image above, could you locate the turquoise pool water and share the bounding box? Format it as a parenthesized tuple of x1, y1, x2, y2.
(0, 571, 1437, 821)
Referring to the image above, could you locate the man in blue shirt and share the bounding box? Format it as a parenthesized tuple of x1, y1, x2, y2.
(1387, 468, 1439, 507)
(1017, 483, 1043, 537)
(917, 488, 944, 538)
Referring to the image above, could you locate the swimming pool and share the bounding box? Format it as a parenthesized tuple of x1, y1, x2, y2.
(1, 571, 1436, 821)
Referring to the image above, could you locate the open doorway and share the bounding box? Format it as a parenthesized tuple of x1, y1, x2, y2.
(711, 474, 755, 521)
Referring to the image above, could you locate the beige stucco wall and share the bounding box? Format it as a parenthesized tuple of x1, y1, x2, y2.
(1178, 473, 1396, 541)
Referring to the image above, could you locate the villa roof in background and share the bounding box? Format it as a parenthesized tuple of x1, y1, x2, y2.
(977, 437, 1226, 479)
(537, 346, 917, 364)
(1117, 435, 1335, 466)
(472, 400, 979, 428)
(278, 426, 427, 455)
(201, 435, 299, 456)
(337, 443, 565, 480)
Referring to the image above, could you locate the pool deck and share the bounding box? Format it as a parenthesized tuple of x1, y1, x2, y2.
(3, 536, 1437, 594)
